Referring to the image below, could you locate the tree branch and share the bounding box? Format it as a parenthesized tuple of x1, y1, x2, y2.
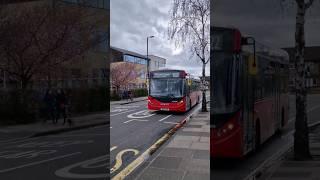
(305, 0, 315, 9)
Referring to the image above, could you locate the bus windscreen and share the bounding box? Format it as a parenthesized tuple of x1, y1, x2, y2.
(149, 78, 184, 98)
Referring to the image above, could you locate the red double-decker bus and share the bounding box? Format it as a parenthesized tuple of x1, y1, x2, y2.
(211, 26, 289, 158)
(148, 69, 201, 112)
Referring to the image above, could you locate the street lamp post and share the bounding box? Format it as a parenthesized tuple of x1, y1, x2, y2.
(147, 35, 154, 79)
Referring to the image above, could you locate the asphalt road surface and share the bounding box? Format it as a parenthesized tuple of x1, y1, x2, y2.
(0, 125, 109, 180)
(211, 94, 320, 180)
(110, 99, 206, 178)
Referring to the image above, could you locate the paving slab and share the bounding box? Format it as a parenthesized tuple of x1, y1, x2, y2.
(138, 167, 185, 180)
(136, 107, 210, 180)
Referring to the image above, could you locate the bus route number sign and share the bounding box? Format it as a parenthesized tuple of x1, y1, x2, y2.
(152, 72, 180, 78)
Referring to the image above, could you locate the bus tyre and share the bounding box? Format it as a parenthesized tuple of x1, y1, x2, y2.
(254, 120, 261, 152)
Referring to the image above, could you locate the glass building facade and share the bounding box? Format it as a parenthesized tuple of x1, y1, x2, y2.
(123, 55, 148, 65)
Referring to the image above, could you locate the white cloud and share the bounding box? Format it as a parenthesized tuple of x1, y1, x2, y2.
(110, 0, 209, 76)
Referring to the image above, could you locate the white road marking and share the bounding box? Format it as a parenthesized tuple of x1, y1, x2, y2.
(123, 119, 149, 124)
(111, 109, 136, 117)
(110, 146, 117, 151)
(111, 109, 129, 113)
(0, 150, 57, 159)
(55, 155, 108, 179)
(0, 137, 42, 147)
(113, 105, 139, 109)
(50, 134, 108, 138)
(163, 121, 179, 125)
(111, 149, 139, 174)
(0, 137, 28, 144)
(158, 115, 172, 122)
(127, 110, 155, 119)
(0, 152, 81, 173)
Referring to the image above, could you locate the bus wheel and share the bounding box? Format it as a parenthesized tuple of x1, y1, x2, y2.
(255, 120, 261, 152)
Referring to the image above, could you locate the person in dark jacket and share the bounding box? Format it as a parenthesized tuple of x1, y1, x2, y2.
(54, 89, 67, 124)
(128, 89, 133, 101)
(123, 89, 128, 100)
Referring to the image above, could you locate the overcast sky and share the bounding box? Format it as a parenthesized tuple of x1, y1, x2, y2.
(213, 0, 320, 48)
(111, 0, 320, 77)
(110, 0, 209, 77)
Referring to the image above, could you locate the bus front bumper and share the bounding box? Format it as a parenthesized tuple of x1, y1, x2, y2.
(147, 98, 186, 112)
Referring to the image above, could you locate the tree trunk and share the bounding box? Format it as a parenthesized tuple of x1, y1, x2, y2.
(201, 62, 207, 112)
(294, 1, 312, 160)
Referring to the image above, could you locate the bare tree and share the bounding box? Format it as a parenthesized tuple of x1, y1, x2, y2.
(0, 3, 104, 92)
(281, 0, 316, 160)
(168, 0, 210, 112)
(110, 62, 140, 94)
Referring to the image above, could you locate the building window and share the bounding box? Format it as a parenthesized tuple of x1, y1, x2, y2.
(123, 55, 147, 65)
(61, 0, 108, 9)
(124, 55, 135, 63)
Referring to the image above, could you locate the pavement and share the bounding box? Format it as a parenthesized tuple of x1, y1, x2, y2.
(259, 124, 320, 180)
(0, 111, 108, 143)
(0, 96, 144, 143)
(134, 105, 210, 180)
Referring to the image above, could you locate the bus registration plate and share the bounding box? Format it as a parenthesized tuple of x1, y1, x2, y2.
(161, 108, 169, 111)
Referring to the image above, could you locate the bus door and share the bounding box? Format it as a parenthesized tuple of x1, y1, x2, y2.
(186, 78, 191, 110)
(273, 63, 281, 131)
(243, 54, 256, 153)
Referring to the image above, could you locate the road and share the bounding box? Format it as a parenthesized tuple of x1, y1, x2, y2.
(0, 125, 108, 180)
(110, 99, 206, 178)
(211, 94, 320, 180)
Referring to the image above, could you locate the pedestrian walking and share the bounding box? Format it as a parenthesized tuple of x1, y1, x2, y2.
(120, 89, 124, 100)
(54, 89, 67, 124)
(64, 89, 73, 126)
(43, 89, 55, 124)
(124, 89, 128, 101)
(128, 89, 133, 101)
